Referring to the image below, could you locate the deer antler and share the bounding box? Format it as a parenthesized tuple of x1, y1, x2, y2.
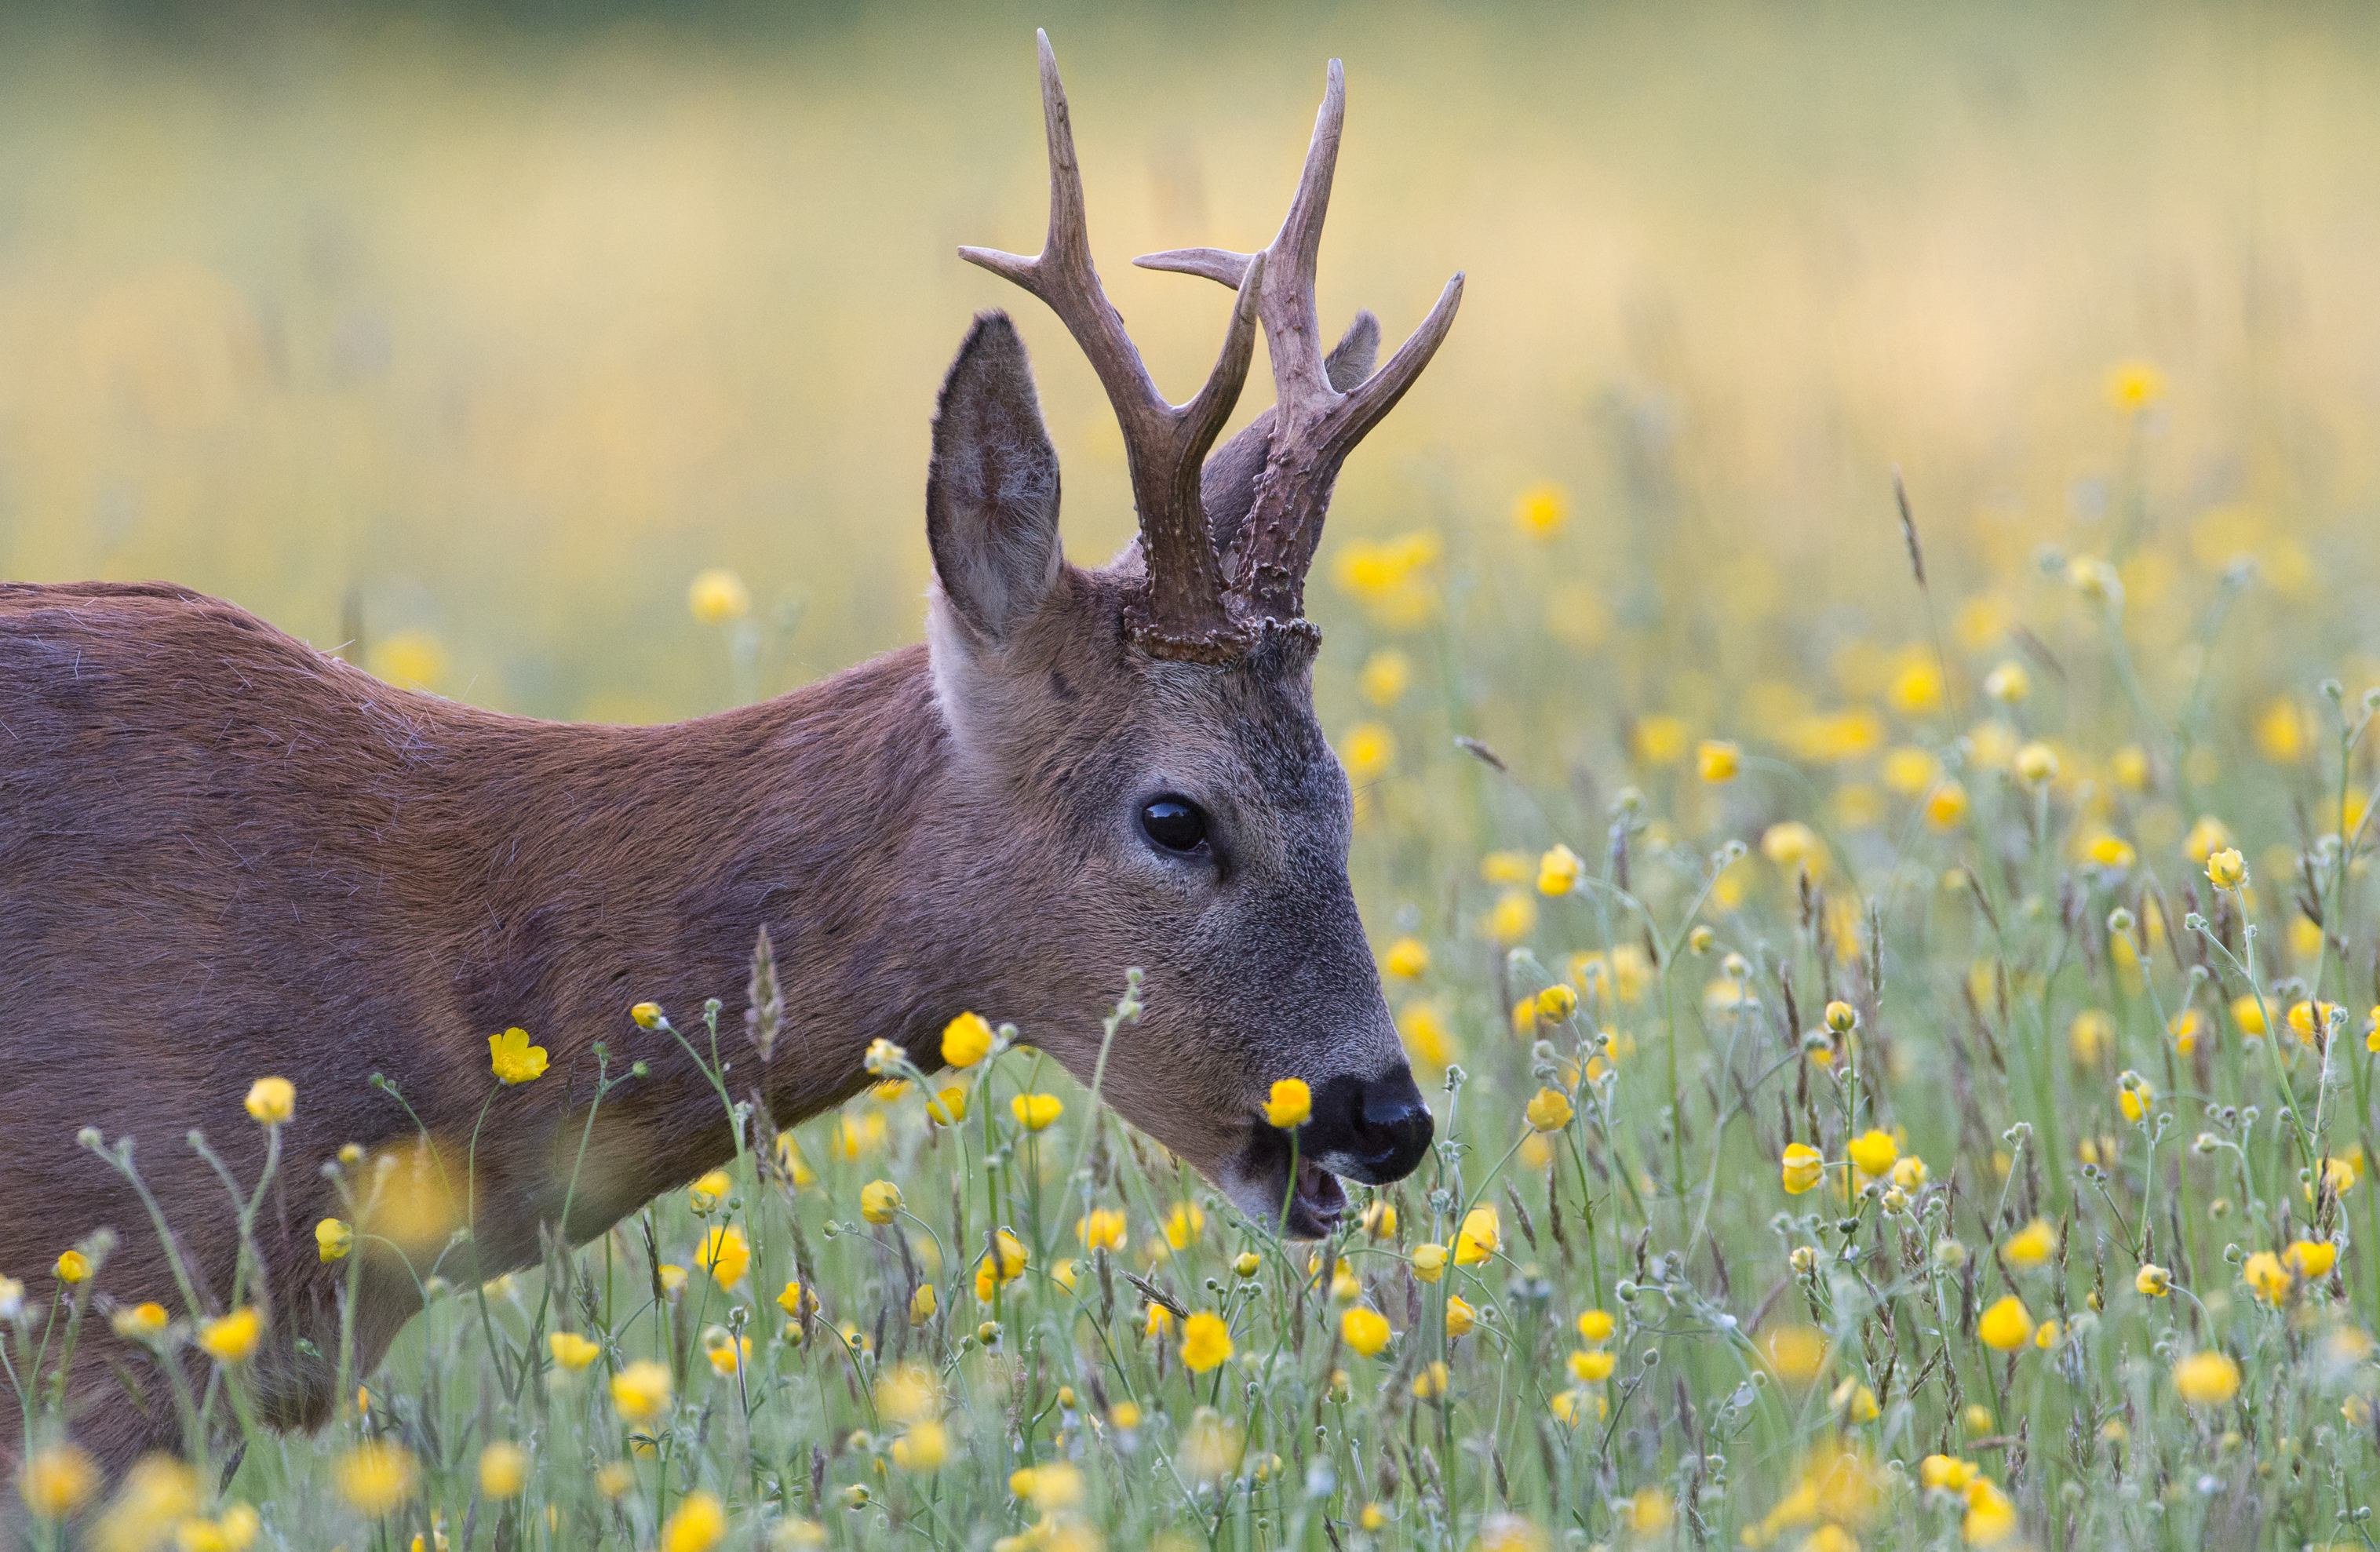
(1138, 60, 1465, 622)
(960, 31, 1266, 662)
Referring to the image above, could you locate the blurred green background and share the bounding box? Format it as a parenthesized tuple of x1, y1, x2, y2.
(3, 1, 2377, 727)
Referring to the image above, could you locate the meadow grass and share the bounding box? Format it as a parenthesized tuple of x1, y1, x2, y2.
(14, 428, 2380, 1550)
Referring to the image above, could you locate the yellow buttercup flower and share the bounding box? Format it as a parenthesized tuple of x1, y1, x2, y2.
(334, 1441, 418, 1517)
(2134, 1264, 2171, 1298)
(687, 568, 749, 625)
(243, 1077, 294, 1126)
(53, 1249, 89, 1285)
(1512, 482, 1568, 537)
(1762, 1326, 1828, 1385)
(1845, 1129, 1897, 1179)
(909, 1282, 938, 1324)
(973, 1230, 1026, 1299)
(1624, 1486, 1673, 1535)
(1525, 1087, 1574, 1132)
(1633, 714, 1689, 766)
(1762, 821, 1823, 873)
(2182, 814, 2232, 861)
(1976, 1295, 2032, 1351)
(1358, 648, 1412, 708)
(315, 1218, 353, 1262)
(687, 1169, 732, 1213)
(549, 1331, 600, 1371)
(1164, 1203, 1207, 1249)
(2243, 1251, 2292, 1305)
(1010, 1093, 1063, 1131)
(941, 1011, 994, 1068)
(630, 1000, 665, 1029)
(1384, 936, 1430, 978)
(2288, 1000, 2338, 1047)
(2002, 1219, 2057, 1270)
(2206, 847, 2247, 891)
(1340, 1306, 1392, 1357)
(1445, 1295, 1476, 1338)
(199, 1306, 262, 1364)
(2106, 359, 2165, 411)
(1919, 1453, 1977, 1492)
(1342, 722, 1395, 781)
(1963, 1480, 2018, 1545)
(2286, 1239, 2338, 1279)
(1487, 891, 1538, 943)
(1697, 739, 1740, 784)
(1180, 1310, 1234, 1372)
(487, 1027, 549, 1086)
(695, 1224, 750, 1287)
(479, 1441, 527, 1499)
(661, 1489, 727, 1552)
(1567, 1347, 1615, 1383)
(2083, 832, 2136, 871)
(702, 1330, 751, 1376)
(610, 1359, 673, 1423)
(1882, 745, 1940, 794)
(18, 1443, 98, 1520)
(1410, 1243, 1447, 1283)
(1265, 1079, 1312, 1129)
(1453, 1205, 1500, 1266)
(2117, 1071, 2154, 1124)
(2068, 1009, 2112, 1064)
(1075, 1207, 1126, 1253)
(860, 1179, 903, 1225)
(2172, 1350, 2240, 1407)
(1780, 1142, 1824, 1195)
(1576, 1308, 1616, 1343)
(1536, 843, 1584, 898)
(111, 1301, 169, 1341)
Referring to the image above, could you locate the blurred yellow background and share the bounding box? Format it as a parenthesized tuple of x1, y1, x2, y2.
(3, 1, 2375, 730)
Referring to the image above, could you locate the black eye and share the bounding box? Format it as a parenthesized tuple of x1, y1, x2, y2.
(1139, 795, 1208, 854)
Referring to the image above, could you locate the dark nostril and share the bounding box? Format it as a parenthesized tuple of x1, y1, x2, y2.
(1360, 1087, 1427, 1139)
(1349, 1069, 1434, 1177)
(1299, 1069, 1434, 1181)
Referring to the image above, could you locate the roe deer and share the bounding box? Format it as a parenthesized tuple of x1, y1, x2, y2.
(0, 31, 1460, 1471)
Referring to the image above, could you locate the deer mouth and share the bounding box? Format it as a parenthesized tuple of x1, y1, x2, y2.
(1226, 1122, 1347, 1239)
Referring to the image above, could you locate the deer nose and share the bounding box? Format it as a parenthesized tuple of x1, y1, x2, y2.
(1305, 1066, 1434, 1183)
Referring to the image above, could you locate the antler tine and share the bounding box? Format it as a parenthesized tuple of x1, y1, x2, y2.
(960, 30, 1260, 658)
(1136, 59, 1464, 621)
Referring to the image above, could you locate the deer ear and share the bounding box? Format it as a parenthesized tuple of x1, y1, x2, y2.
(927, 312, 1062, 642)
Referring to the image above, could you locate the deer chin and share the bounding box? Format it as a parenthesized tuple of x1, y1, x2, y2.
(1221, 1122, 1349, 1240)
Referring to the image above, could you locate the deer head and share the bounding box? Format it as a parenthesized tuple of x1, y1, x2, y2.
(924, 33, 1463, 1233)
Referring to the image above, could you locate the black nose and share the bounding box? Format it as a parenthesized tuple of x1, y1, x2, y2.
(1303, 1066, 1434, 1183)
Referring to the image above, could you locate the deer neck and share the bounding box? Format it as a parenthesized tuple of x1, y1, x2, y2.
(513, 641, 996, 1222)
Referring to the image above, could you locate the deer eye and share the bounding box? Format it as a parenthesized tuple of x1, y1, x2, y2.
(1139, 796, 1209, 854)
